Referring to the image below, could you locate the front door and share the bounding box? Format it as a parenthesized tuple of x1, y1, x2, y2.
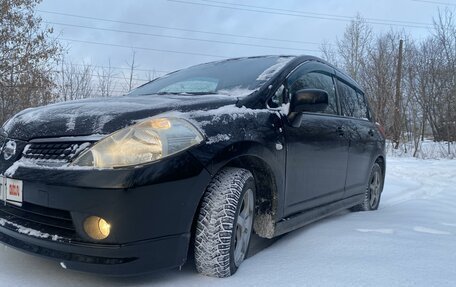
(283, 62, 350, 216)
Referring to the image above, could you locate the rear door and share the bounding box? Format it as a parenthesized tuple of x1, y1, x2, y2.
(283, 61, 350, 216)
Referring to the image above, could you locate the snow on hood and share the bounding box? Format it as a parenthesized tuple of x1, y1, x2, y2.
(157, 104, 268, 146)
(3, 93, 236, 141)
(160, 103, 265, 127)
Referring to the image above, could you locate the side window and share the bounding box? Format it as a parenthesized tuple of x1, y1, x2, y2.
(356, 91, 370, 120)
(287, 71, 338, 115)
(337, 80, 369, 119)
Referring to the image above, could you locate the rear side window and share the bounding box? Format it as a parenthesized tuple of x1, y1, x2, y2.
(356, 91, 370, 119)
(337, 80, 369, 119)
(287, 72, 338, 115)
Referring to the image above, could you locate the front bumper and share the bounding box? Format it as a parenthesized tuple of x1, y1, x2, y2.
(0, 224, 190, 275)
(0, 152, 212, 275)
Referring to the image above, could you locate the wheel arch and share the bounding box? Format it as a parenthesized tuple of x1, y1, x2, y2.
(224, 155, 279, 239)
(191, 141, 285, 239)
(374, 155, 386, 182)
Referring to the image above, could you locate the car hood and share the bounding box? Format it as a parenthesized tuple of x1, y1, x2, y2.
(3, 94, 238, 141)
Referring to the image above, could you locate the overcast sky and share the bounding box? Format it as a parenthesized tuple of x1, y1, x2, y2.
(37, 0, 456, 90)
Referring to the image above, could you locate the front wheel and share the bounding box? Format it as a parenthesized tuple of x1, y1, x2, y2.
(351, 163, 383, 211)
(194, 167, 255, 278)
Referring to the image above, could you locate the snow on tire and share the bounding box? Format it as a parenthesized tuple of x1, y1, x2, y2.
(194, 167, 255, 278)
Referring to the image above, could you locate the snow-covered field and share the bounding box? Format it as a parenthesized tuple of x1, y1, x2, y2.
(0, 157, 455, 286)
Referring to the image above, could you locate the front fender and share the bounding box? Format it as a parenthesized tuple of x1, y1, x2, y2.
(178, 104, 287, 220)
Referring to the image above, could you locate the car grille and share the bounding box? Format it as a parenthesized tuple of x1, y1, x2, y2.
(0, 202, 79, 240)
(22, 142, 91, 163)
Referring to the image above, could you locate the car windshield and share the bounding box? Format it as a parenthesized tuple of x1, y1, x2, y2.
(129, 56, 295, 97)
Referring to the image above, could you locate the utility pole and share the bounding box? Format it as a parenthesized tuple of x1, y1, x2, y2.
(128, 51, 136, 92)
(446, 121, 450, 155)
(393, 39, 404, 149)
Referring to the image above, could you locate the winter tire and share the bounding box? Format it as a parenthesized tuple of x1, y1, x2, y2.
(351, 163, 383, 211)
(194, 167, 255, 278)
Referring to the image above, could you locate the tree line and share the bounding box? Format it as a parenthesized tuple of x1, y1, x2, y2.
(1, 0, 154, 123)
(0, 0, 59, 123)
(322, 11, 456, 156)
(1, 1, 455, 157)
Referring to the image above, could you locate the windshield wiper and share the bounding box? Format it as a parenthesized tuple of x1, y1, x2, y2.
(156, 91, 216, 95)
(184, 92, 217, 95)
(156, 92, 185, 95)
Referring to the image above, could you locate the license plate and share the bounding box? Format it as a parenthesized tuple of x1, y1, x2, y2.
(5, 177, 23, 206)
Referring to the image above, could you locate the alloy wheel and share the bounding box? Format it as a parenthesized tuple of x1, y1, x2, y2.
(369, 171, 381, 208)
(233, 188, 254, 267)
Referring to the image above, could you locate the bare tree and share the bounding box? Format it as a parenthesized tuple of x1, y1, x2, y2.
(123, 50, 138, 92)
(320, 40, 339, 66)
(336, 14, 372, 82)
(0, 0, 61, 124)
(96, 60, 116, 97)
(146, 69, 157, 82)
(432, 9, 456, 145)
(56, 60, 94, 101)
(361, 31, 403, 134)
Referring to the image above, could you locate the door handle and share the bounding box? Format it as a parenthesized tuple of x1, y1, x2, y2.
(368, 129, 375, 137)
(336, 126, 345, 136)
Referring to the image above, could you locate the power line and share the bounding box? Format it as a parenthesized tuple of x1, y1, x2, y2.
(412, 0, 456, 6)
(67, 63, 170, 74)
(36, 9, 323, 46)
(168, 0, 433, 29)
(201, 0, 434, 26)
(1, 85, 49, 89)
(3, 66, 160, 79)
(45, 21, 319, 52)
(60, 37, 230, 59)
(2, 84, 140, 93)
(52, 70, 151, 82)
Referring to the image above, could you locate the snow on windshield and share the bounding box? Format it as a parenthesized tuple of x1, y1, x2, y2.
(256, 57, 294, 81)
(217, 86, 257, 97)
(129, 56, 295, 97)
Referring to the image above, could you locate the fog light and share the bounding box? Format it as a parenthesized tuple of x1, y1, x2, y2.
(83, 216, 111, 240)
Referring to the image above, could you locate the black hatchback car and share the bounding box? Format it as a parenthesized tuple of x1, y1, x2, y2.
(0, 55, 385, 277)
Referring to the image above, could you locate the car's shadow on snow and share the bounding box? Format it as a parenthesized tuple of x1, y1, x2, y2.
(0, 209, 352, 286)
(95, 233, 285, 285)
(89, 209, 352, 285)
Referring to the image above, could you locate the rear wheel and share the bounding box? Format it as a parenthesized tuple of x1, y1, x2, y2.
(351, 163, 383, 211)
(194, 167, 255, 278)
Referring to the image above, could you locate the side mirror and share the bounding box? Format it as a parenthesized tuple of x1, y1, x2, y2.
(289, 89, 329, 114)
(288, 89, 329, 127)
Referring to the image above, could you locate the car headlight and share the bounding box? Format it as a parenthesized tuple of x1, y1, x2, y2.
(72, 117, 204, 168)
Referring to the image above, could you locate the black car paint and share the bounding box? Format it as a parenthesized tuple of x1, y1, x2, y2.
(0, 55, 385, 275)
(4, 94, 238, 141)
(284, 113, 350, 215)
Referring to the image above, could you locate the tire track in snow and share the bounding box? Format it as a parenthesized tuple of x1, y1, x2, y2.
(381, 158, 456, 208)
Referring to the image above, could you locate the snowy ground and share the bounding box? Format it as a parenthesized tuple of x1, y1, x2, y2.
(0, 157, 455, 286)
